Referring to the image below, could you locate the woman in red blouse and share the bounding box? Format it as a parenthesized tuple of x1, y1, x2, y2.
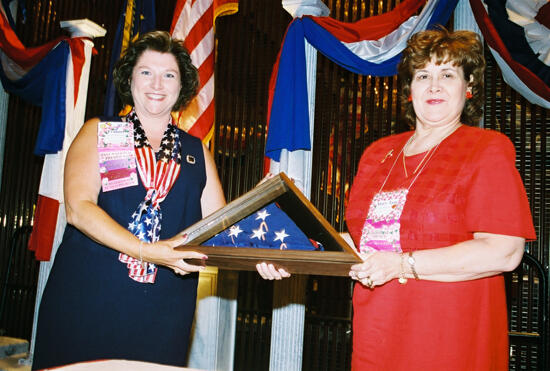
(258, 27, 536, 370)
(345, 28, 536, 370)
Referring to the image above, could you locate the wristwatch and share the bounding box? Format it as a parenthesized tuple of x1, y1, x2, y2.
(407, 251, 419, 280)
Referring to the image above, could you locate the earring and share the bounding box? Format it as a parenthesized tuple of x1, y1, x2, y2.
(466, 91, 473, 99)
(407, 95, 412, 102)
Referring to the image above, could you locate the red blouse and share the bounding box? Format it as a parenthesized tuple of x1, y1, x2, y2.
(345, 125, 536, 371)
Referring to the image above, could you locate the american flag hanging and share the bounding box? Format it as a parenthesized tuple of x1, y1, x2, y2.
(170, 0, 238, 140)
(118, 110, 182, 283)
(204, 203, 323, 251)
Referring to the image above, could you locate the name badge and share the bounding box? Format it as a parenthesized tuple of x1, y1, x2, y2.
(98, 121, 138, 192)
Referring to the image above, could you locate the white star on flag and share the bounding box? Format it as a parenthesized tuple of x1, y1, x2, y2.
(144, 217, 152, 226)
(256, 209, 270, 221)
(228, 225, 243, 237)
(274, 229, 289, 242)
(251, 227, 267, 240)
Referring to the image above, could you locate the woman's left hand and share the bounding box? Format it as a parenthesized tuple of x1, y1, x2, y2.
(349, 251, 401, 289)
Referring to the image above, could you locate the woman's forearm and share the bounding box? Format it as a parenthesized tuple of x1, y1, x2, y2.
(401, 233, 525, 282)
(350, 232, 525, 286)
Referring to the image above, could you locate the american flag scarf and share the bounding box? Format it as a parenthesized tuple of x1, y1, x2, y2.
(118, 109, 182, 283)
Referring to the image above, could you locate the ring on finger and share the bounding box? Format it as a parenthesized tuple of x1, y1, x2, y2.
(365, 277, 374, 288)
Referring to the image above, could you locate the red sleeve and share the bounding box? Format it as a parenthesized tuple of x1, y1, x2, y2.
(464, 132, 536, 240)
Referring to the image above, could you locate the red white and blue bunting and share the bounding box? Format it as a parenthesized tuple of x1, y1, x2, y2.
(506, 0, 550, 65)
(0, 5, 88, 155)
(265, 0, 458, 161)
(470, 0, 550, 109)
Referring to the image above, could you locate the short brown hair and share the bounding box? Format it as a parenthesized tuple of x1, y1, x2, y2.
(113, 30, 198, 112)
(397, 27, 485, 126)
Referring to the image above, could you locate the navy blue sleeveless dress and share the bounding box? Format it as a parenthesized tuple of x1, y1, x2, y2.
(32, 127, 205, 369)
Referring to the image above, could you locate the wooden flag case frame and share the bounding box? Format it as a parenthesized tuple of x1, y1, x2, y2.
(177, 173, 362, 276)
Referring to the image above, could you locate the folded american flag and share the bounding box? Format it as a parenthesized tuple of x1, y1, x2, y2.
(204, 202, 323, 251)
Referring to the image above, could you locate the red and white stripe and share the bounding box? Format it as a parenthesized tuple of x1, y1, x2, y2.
(135, 146, 156, 188)
(119, 246, 157, 284)
(170, 0, 216, 141)
(135, 146, 182, 207)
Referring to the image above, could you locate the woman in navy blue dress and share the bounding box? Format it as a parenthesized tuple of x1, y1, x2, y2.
(32, 31, 226, 369)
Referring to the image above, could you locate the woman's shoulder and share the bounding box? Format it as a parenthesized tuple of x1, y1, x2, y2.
(77, 117, 101, 137)
(458, 125, 514, 150)
(459, 125, 510, 141)
(455, 125, 516, 165)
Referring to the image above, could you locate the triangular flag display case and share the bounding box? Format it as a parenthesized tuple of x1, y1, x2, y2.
(177, 173, 362, 276)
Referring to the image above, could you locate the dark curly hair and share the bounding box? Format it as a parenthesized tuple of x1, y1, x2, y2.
(113, 30, 198, 112)
(397, 27, 485, 127)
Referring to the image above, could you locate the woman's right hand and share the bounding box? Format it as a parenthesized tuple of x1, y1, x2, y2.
(256, 262, 291, 280)
(143, 234, 208, 276)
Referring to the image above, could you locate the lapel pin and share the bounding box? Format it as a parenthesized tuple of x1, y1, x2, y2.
(381, 149, 394, 163)
(186, 155, 196, 164)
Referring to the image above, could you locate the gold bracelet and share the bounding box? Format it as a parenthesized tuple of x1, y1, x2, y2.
(398, 253, 408, 284)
